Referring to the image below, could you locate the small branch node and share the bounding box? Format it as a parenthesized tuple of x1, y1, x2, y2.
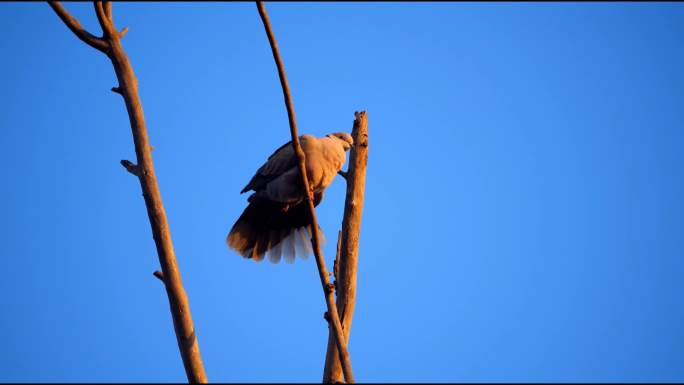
(153, 270, 165, 282)
(120, 159, 141, 177)
(338, 170, 348, 180)
(323, 311, 331, 322)
(111, 86, 122, 94)
(333, 230, 342, 291)
(119, 26, 129, 37)
(325, 282, 336, 295)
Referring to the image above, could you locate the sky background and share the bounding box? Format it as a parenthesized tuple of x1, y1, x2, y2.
(1, 2, 683, 382)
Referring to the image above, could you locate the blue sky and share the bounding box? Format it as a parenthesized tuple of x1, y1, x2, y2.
(1, 2, 683, 382)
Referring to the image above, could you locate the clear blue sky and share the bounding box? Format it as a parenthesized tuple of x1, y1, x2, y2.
(1, 2, 683, 382)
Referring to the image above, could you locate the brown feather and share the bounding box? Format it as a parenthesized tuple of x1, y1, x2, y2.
(239, 136, 310, 194)
(226, 194, 320, 262)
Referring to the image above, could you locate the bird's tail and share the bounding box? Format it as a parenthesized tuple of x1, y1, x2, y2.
(226, 198, 325, 263)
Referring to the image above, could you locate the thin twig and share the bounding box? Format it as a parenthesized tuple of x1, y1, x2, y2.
(256, 2, 355, 383)
(103, 1, 112, 19)
(120, 159, 141, 176)
(48, 2, 207, 383)
(322, 112, 368, 383)
(47, 1, 108, 53)
(93, 1, 112, 39)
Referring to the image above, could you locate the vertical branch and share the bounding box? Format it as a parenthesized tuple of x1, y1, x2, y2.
(48, 2, 207, 383)
(322, 112, 368, 383)
(256, 2, 355, 383)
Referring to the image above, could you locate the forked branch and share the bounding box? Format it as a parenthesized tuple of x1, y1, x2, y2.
(48, 2, 207, 383)
(256, 1, 355, 383)
(47, 2, 108, 52)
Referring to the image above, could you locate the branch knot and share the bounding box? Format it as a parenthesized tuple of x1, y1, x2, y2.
(120, 159, 141, 177)
(153, 270, 165, 283)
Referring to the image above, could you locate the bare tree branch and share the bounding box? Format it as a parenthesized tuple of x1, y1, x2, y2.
(47, 1, 109, 53)
(322, 111, 368, 383)
(103, 0, 112, 19)
(119, 26, 129, 38)
(48, 2, 208, 383)
(93, 1, 113, 38)
(256, 2, 355, 383)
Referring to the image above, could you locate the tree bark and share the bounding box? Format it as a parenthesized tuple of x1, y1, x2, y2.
(48, 2, 208, 383)
(255, 2, 355, 383)
(322, 112, 368, 383)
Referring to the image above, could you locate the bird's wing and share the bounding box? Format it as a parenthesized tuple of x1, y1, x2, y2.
(240, 135, 313, 193)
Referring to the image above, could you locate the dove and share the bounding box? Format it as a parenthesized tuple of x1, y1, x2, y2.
(227, 132, 353, 263)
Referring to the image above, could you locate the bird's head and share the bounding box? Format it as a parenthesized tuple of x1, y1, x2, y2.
(327, 132, 354, 151)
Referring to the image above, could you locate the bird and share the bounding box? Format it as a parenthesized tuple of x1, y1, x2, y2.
(227, 132, 353, 263)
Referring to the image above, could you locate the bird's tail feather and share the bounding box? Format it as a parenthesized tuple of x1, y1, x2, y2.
(226, 198, 324, 263)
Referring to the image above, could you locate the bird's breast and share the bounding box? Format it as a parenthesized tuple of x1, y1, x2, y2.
(304, 141, 345, 192)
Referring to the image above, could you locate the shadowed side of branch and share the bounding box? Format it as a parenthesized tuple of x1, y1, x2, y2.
(48, 2, 207, 383)
(322, 112, 368, 383)
(255, 1, 355, 383)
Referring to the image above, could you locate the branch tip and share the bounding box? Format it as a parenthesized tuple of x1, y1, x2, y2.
(120, 159, 141, 177)
(153, 270, 165, 282)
